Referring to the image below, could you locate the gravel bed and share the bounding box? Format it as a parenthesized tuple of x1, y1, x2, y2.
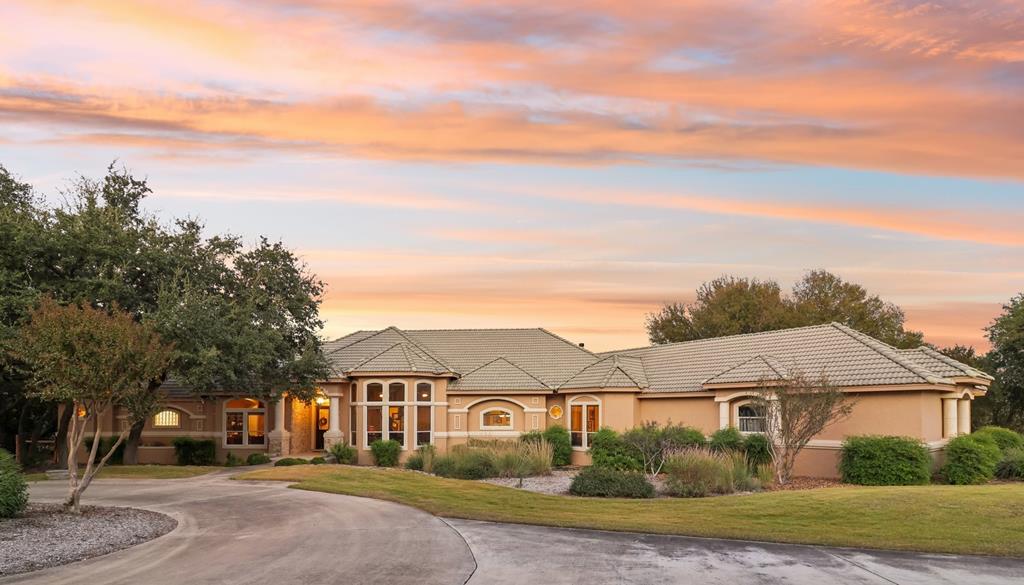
(0, 504, 177, 576)
(482, 468, 579, 495)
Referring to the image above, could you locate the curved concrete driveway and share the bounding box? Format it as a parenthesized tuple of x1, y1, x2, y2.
(7, 472, 1024, 585)
(4, 470, 475, 585)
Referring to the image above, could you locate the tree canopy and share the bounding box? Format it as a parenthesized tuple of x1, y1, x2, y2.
(646, 270, 923, 348)
(971, 294, 1024, 431)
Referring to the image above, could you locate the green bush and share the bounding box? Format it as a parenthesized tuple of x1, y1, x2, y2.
(310, 456, 326, 465)
(274, 457, 310, 467)
(569, 467, 654, 498)
(663, 448, 735, 497)
(973, 426, 1024, 453)
(493, 440, 552, 477)
(997, 448, 1024, 480)
(542, 425, 572, 466)
(224, 452, 243, 467)
(709, 427, 744, 452)
(246, 453, 271, 465)
(622, 422, 705, 477)
(444, 448, 496, 479)
(742, 433, 772, 468)
(589, 428, 642, 471)
(839, 435, 931, 486)
(0, 448, 28, 518)
(370, 439, 401, 467)
(405, 452, 424, 471)
(171, 437, 216, 466)
(430, 455, 456, 477)
(328, 440, 357, 464)
(943, 435, 1001, 485)
(404, 445, 436, 473)
(83, 436, 125, 465)
(519, 430, 544, 445)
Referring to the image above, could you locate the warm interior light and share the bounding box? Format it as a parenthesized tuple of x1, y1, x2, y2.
(75, 405, 87, 418)
(315, 396, 329, 406)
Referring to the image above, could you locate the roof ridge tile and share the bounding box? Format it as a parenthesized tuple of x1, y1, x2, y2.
(828, 323, 946, 384)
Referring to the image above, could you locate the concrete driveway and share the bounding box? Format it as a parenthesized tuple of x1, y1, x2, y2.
(7, 472, 1023, 585)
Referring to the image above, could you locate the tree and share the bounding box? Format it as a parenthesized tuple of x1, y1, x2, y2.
(622, 422, 705, 480)
(751, 370, 854, 485)
(647, 270, 922, 348)
(974, 294, 1024, 431)
(15, 298, 173, 512)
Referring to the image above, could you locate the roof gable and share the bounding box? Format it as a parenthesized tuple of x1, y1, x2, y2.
(452, 357, 551, 391)
(560, 354, 648, 390)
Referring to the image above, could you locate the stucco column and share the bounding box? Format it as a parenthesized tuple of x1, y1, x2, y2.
(942, 398, 959, 439)
(268, 398, 291, 456)
(323, 395, 343, 451)
(957, 399, 971, 436)
(719, 401, 730, 429)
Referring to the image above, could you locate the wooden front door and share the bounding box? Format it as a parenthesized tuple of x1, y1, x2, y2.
(315, 404, 330, 450)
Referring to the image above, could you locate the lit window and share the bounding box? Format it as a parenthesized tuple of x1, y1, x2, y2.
(153, 410, 180, 428)
(388, 405, 405, 445)
(737, 404, 765, 433)
(569, 399, 600, 449)
(416, 382, 432, 402)
(224, 399, 266, 447)
(481, 409, 512, 428)
(366, 383, 383, 402)
(416, 405, 431, 446)
(364, 381, 407, 448)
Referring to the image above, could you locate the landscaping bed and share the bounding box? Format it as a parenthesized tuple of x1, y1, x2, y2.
(0, 504, 177, 576)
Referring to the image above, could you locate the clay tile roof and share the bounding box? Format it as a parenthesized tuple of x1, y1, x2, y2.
(704, 355, 789, 385)
(559, 354, 649, 390)
(453, 357, 551, 391)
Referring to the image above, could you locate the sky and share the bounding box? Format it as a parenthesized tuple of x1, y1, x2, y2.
(1, 0, 1022, 351)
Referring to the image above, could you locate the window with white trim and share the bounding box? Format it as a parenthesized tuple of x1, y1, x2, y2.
(153, 409, 180, 428)
(349, 383, 358, 446)
(224, 398, 266, 446)
(481, 408, 512, 429)
(569, 398, 600, 448)
(363, 381, 408, 448)
(737, 403, 766, 433)
(415, 382, 432, 447)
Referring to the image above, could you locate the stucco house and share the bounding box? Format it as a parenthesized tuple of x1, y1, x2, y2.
(95, 323, 992, 478)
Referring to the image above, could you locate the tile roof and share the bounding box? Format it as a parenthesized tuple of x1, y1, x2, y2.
(559, 354, 648, 390)
(454, 357, 552, 391)
(704, 355, 789, 385)
(347, 342, 450, 375)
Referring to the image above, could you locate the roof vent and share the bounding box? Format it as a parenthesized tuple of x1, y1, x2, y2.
(578, 342, 585, 348)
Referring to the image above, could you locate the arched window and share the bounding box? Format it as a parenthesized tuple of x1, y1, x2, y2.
(481, 408, 512, 429)
(737, 404, 765, 433)
(415, 382, 433, 447)
(569, 396, 600, 449)
(153, 409, 180, 428)
(224, 399, 266, 447)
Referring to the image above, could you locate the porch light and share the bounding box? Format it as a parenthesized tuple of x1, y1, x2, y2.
(315, 396, 329, 406)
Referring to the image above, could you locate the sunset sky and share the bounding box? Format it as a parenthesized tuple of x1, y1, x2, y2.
(1, 0, 1022, 351)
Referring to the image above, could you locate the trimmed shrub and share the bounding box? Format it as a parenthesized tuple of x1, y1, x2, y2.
(328, 440, 357, 464)
(589, 428, 643, 471)
(542, 425, 572, 467)
(0, 448, 28, 518)
(839, 435, 931, 486)
(973, 426, 1024, 453)
(246, 453, 271, 466)
(83, 436, 125, 465)
(370, 439, 401, 467)
(996, 448, 1024, 480)
(709, 427, 744, 452)
(171, 437, 216, 466)
(310, 456, 326, 465)
(663, 448, 735, 498)
(569, 466, 654, 498)
(942, 435, 1001, 485)
(274, 457, 310, 467)
(742, 433, 772, 468)
(224, 452, 243, 467)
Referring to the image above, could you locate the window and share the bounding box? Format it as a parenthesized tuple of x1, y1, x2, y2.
(737, 404, 765, 433)
(364, 381, 407, 448)
(416, 382, 432, 402)
(350, 383, 358, 445)
(366, 405, 383, 445)
(389, 382, 405, 402)
(224, 399, 266, 446)
(569, 398, 600, 449)
(153, 409, 180, 428)
(481, 409, 512, 429)
(416, 382, 432, 446)
(367, 382, 383, 402)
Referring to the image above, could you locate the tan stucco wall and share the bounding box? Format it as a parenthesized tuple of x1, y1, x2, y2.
(638, 395, 719, 434)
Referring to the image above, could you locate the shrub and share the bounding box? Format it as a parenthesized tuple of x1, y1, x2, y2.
(328, 440, 357, 464)
(405, 452, 424, 471)
(589, 428, 643, 471)
(171, 437, 216, 466)
(224, 452, 243, 467)
(519, 430, 544, 445)
(370, 439, 401, 467)
(431, 455, 457, 478)
(709, 427, 744, 452)
(542, 425, 572, 466)
(742, 433, 772, 468)
(663, 448, 735, 497)
(942, 435, 1001, 485)
(839, 435, 931, 486)
(973, 426, 1024, 453)
(569, 466, 654, 498)
(0, 448, 28, 518)
(996, 448, 1024, 480)
(310, 456, 326, 465)
(274, 457, 310, 467)
(83, 436, 125, 465)
(443, 448, 497, 479)
(725, 450, 762, 492)
(622, 422, 705, 478)
(246, 453, 271, 466)
(493, 440, 553, 478)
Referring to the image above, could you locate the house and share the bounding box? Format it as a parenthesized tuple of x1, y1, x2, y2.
(97, 323, 992, 477)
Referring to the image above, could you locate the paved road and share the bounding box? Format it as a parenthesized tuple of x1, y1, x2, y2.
(7, 473, 1024, 585)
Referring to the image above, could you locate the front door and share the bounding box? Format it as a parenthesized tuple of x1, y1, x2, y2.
(315, 404, 330, 450)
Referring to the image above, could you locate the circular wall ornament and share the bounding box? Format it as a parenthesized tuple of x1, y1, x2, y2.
(549, 404, 564, 420)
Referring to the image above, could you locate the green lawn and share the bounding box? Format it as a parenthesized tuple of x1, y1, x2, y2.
(22, 472, 48, 482)
(239, 465, 1024, 557)
(95, 465, 220, 479)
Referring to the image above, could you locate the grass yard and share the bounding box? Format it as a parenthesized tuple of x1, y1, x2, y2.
(239, 465, 1024, 557)
(95, 465, 219, 479)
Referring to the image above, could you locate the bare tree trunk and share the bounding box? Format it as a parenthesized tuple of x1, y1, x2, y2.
(121, 418, 145, 465)
(54, 402, 73, 465)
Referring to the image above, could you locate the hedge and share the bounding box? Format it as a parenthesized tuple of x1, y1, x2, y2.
(171, 437, 216, 466)
(972, 426, 1024, 453)
(246, 453, 271, 465)
(370, 439, 401, 467)
(996, 448, 1024, 480)
(942, 435, 1001, 485)
(0, 448, 28, 518)
(839, 435, 931, 485)
(589, 428, 642, 471)
(274, 457, 310, 467)
(542, 425, 572, 467)
(708, 427, 744, 452)
(569, 467, 654, 498)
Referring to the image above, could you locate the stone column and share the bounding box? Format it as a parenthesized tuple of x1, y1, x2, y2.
(268, 398, 291, 457)
(942, 398, 959, 439)
(718, 401, 730, 430)
(323, 395, 343, 451)
(957, 399, 971, 436)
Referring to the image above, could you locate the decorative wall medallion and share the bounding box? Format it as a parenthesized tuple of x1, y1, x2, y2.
(549, 405, 563, 420)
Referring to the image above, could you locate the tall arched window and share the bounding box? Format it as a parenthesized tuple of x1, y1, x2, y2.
(415, 381, 433, 447)
(224, 399, 266, 446)
(569, 396, 600, 449)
